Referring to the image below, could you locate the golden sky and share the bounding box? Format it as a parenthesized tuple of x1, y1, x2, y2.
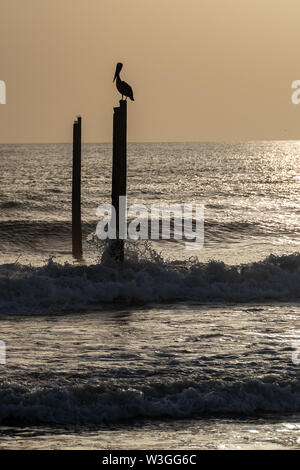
(1, 0, 300, 142)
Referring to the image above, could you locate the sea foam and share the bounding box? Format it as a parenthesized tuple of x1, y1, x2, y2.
(0, 246, 300, 314)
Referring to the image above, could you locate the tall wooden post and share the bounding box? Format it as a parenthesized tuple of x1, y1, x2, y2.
(110, 100, 127, 262)
(72, 116, 83, 259)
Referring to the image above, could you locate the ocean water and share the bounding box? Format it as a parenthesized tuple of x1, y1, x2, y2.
(0, 141, 299, 449)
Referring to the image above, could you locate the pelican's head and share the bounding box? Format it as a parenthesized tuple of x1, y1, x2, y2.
(113, 62, 123, 82)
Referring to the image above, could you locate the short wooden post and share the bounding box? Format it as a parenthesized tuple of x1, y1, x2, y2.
(110, 100, 127, 262)
(72, 116, 83, 259)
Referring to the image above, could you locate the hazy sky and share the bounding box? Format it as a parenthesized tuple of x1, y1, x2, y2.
(1, 0, 300, 143)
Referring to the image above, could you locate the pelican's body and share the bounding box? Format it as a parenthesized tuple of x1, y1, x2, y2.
(113, 63, 134, 101)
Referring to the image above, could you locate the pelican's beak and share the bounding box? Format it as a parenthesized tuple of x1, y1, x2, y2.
(113, 65, 119, 82)
(113, 63, 122, 82)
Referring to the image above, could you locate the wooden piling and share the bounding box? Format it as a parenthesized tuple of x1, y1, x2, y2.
(72, 116, 83, 259)
(110, 100, 127, 262)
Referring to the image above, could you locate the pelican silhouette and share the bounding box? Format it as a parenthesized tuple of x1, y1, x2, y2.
(113, 63, 134, 101)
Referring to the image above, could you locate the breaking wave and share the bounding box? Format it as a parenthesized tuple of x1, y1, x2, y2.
(0, 378, 299, 425)
(1, 245, 300, 314)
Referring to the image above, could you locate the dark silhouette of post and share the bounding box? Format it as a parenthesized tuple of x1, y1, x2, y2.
(110, 100, 127, 262)
(72, 116, 82, 259)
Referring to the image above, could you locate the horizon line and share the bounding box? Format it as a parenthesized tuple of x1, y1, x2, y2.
(0, 138, 300, 145)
